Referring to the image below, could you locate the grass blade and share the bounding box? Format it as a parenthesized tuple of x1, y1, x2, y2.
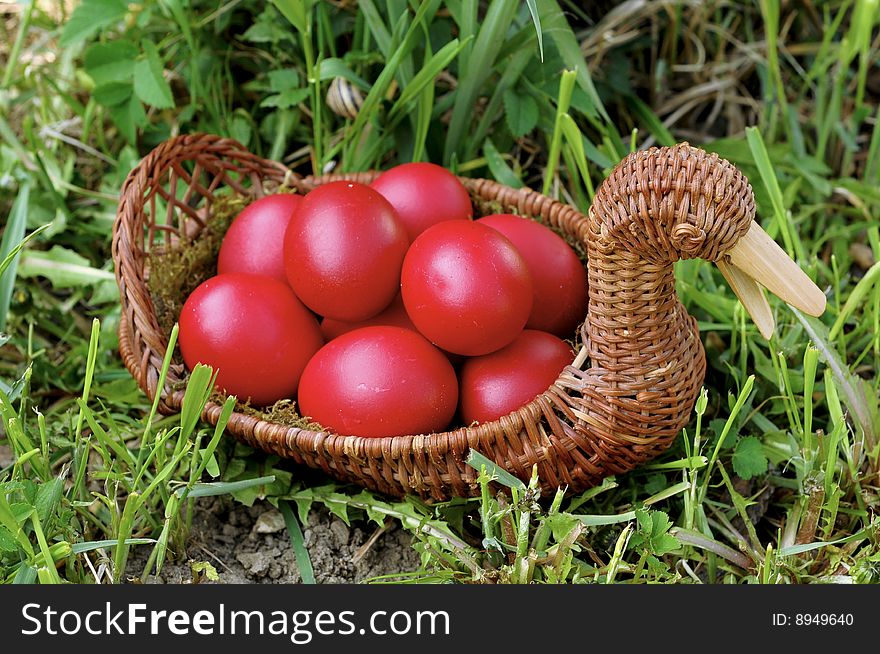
(778, 526, 870, 557)
(543, 69, 576, 196)
(745, 126, 803, 260)
(71, 538, 155, 554)
(443, 0, 518, 164)
(699, 375, 756, 502)
(179, 363, 217, 440)
(524, 0, 543, 61)
(182, 475, 277, 498)
(0, 183, 32, 330)
(829, 260, 880, 340)
(344, 0, 441, 169)
(466, 449, 526, 491)
(670, 527, 753, 569)
(387, 37, 469, 122)
(793, 309, 880, 451)
(280, 500, 316, 584)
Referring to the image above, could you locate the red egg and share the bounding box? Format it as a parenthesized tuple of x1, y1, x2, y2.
(298, 326, 458, 438)
(320, 293, 416, 341)
(217, 194, 302, 283)
(477, 214, 588, 337)
(284, 181, 409, 321)
(371, 162, 472, 242)
(401, 221, 533, 356)
(179, 273, 323, 406)
(458, 330, 574, 424)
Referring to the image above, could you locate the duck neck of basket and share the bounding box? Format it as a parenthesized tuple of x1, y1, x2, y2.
(584, 246, 701, 382)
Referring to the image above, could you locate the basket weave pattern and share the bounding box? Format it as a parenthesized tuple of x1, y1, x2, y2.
(113, 134, 755, 500)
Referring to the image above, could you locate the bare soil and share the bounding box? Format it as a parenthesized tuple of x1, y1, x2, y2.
(127, 495, 422, 584)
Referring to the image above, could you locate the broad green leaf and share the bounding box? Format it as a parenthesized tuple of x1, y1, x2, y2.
(323, 495, 352, 525)
(271, 0, 313, 35)
(93, 81, 133, 107)
(651, 511, 673, 539)
(18, 246, 114, 288)
(243, 7, 294, 44)
(0, 526, 17, 552)
(503, 89, 538, 138)
(60, 0, 129, 47)
(190, 561, 220, 581)
(268, 68, 301, 91)
(34, 479, 63, 530)
(261, 88, 310, 109)
(133, 41, 174, 109)
(732, 435, 768, 479)
(653, 534, 680, 556)
(635, 508, 653, 535)
(109, 93, 146, 143)
(229, 115, 252, 147)
(84, 40, 138, 85)
(545, 512, 581, 543)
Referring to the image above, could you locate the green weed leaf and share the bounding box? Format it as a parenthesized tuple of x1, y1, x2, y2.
(18, 245, 114, 288)
(133, 41, 174, 109)
(109, 93, 146, 143)
(261, 88, 310, 109)
(84, 40, 137, 85)
(60, 0, 128, 47)
(503, 89, 538, 138)
(93, 81, 133, 107)
(732, 436, 769, 479)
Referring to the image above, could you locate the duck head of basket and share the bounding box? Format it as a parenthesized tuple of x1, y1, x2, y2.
(112, 135, 826, 500)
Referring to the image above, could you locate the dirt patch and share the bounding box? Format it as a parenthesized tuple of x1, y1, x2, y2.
(127, 495, 422, 584)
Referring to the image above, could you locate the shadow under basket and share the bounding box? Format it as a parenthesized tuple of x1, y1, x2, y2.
(112, 133, 680, 501)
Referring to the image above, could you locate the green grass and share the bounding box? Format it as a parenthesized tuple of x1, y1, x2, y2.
(0, 0, 879, 584)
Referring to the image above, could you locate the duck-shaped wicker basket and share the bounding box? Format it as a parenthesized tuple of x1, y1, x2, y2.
(112, 134, 825, 500)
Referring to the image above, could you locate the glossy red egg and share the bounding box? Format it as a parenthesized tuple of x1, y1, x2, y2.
(370, 162, 472, 242)
(401, 221, 533, 356)
(298, 326, 458, 438)
(477, 213, 588, 337)
(458, 330, 574, 424)
(179, 273, 323, 406)
(320, 293, 416, 341)
(284, 181, 409, 321)
(217, 193, 302, 283)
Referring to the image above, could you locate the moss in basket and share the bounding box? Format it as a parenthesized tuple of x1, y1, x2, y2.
(209, 391, 325, 432)
(148, 192, 249, 337)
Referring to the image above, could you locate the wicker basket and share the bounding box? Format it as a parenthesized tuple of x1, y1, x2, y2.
(112, 133, 755, 500)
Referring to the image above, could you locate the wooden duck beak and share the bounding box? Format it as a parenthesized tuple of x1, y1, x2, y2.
(717, 222, 826, 339)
